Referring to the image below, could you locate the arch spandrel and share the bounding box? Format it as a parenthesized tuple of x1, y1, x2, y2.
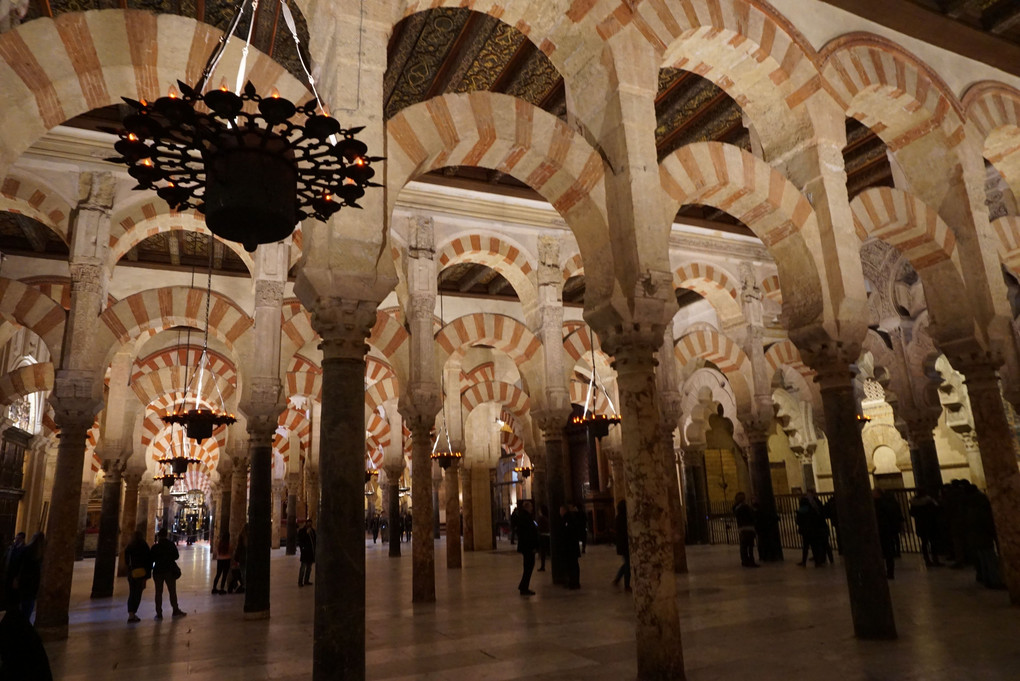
(434, 312, 544, 395)
(674, 328, 752, 412)
(0, 361, 54, 408)
(435, 231, 538, 311)
(672, 261, 743, 325)
(0, 277, 66, 361)
(0, 172, 71, 244)
(962, 81, 1020, 205)
(659, 142, 824, 332)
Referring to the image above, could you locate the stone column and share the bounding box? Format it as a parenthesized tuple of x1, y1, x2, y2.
(445, 460, 462, 569)
(286, 476, 300, 554)
(271, 480, 285, 550)
(402, 401, 441, 602)
(117, 468, 142, 577)
(432, 460, 442, 540)
(305, 466, 319, 526)
(905, 412, 943, 495)
(74, 480, 93, 561)
(606, 337, 685, 679)
(230, 449, 249, 545)
(534, 409, 571, 585)
(90, 456, 124, 598)
(216, 467, 232, 545)
(139, 482, 159, 539)
(745, 423, 783, 561)
(683, 446, 710, 545)
(462, 465, 475, 551)
(244, 394, 283, 619)
(953, 359, 1020, 604)
(656, 329, 687, 573)
(35, 402, 98, 638)
(306, 298, 378, 680)
(383, 463, 403, 557)
(814, 358, 896, 639)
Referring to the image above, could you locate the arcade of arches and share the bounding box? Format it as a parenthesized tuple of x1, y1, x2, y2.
(1, 1, 1020, 679)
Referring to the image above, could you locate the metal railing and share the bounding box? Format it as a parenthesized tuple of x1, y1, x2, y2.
(707, 489, 923, 554)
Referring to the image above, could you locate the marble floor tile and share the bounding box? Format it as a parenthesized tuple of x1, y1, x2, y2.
(37, 540, 1020, 680)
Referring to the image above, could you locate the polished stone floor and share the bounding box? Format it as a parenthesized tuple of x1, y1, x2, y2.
(41, 538, 1019, 680)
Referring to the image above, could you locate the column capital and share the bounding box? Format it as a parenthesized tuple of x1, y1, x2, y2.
(532, 408, 571, 438)
(902, 407, 941, 445)
(50, 370, 102, 431)
(253, 279, 286, 307)
(241, 377, 285, 442)
(122, 469, 144, 487)
(740, 413, 772, 445)
(797, 339, 861, 392)
(309, 298, 378, 362)
(398, 383, 442, 432)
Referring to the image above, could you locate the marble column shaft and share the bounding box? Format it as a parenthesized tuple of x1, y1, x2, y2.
(957, 362, 1020, 604)
(614, 345, 685, 680)
(90, 462, 123, 597)
(683, 448, 710, 545)
(36, 420, 92, 637)
(286, 481, 299, 555)
(117, 471, 141, 577)
(409, 421, 436, 602)
(384, 467, 402, 557)
(445, 463, 462, 569)
(538, 419, 569, 586)
(217, 471, 232, 544)
(314, 353, 368, 679)
(230, 455, 249, 547)
(245, 428, 275, 618)
(462, 468, 475, 551)
(747, 434, 783, 561)
(818, 370, 896, 639)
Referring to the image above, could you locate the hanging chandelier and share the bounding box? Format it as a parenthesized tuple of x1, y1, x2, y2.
(104, 0, 381, 253)
(513, 465, 532, 479)
(431, 292, 463, 470)
(570, 327, 621, 440)
(153, 465, 177, 489)
(157, 425, 203, 476)
(161, 244, 237, 442)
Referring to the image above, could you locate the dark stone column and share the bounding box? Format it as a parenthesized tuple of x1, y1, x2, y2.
(535, 410, 570, 586)
(816, 362, 896, 639)
(230, 452, 249, 545)
(36, 411, 94, 639)
(74, 486, 91, 561)
(117, 470, 142, 577)
(285, 480, 299, 555)
(445, 461, 462, 569)
(659, 396, 687, 573)
(683, 447, 710, 545)
(217, 472, 232, 546)
(407, 416, 437, 602)
(905, 415, 943, 495)
(90, 460, 123, 598)
(313, 326, 370, 680)
(954, 359, 1020, 604)
(746, 429, 783, 562)
(432, 463, 442, 540)
(462, 467, 475, 551)
(245, 412, 277, 619)
(384, 465, 403, 557)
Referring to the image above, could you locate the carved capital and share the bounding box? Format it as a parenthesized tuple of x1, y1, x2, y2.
(398, 383, 443, 432)
(50, 370, 102, 431)
(122, 469, 144, 488)
(797, 339, 861, 392)
(310, 298, 378, 361)
(408, 215, 435, 256)
(407, 293, 436, 322)
(68, 263, 104, 295)
(253, 279, 285, 308)
(532, 408, 571, 438)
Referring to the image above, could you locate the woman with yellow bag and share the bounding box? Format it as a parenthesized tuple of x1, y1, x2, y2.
(124, 531, 152, 623)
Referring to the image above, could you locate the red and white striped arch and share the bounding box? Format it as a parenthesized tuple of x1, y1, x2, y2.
(0, 277, 66, 361)
(561, 252, 584, 282)
(850, 187, 960, 274)
(281, 300, 316, 366)
(994, 216, 1020, 278)
(0, 362, 53, 408)
(764, 338, 820, 409)
(673, 262, 742, 323)
(660, 142, 823, 330)
(0, 173, 70, 243)
(365, 377, 400, 412)
(461, 361, 496, 386)
(461, 381, 530, 420)
(368, 308, 410, 381)
(286, 354, 322, 400)
(435, 313, 542, 371)
(0, 10, 308, 173)
(436, 232, 537, 306)
(761, 275, 782, 304)
(963, 81, 1020, 201)
(674, 329, 752, 410)
(132, 346, 237, 389)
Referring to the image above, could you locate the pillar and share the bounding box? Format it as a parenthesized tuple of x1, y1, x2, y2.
(432, 460, 442, 540)
(404, 407, 440, 602)
(230, 450, 249, 546)
(656, 329, 687, 573)
(89, 459, 123, 598)
(682, 447, 710, 545)
(609, 339, 685, 679)
(117, 468, 142, 577)
(216, 468, 232, 546)
(954, 359, 1020, 604)
(244, 394, 282, 619)
(815, 359, 897, 638)
(286, 476, 300, 554)
(445, 460, 461, 569)
(535, 410, 571, 585)
(745, 424, 783, 561)
(305, 466, 319, 526)
(384, 463, 403, 557)
(306, 298, 378, 680)
(271, 480, 284, 550)
(905, 413, 943, 495)
(462, 465, 475, 551)
(74, 481, 92, 561)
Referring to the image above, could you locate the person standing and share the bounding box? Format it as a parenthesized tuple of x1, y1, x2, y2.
(612, 500, 631, 590)
(909, 490, 942, 568)
(2, 532, 26, 609)
(297, 519, 316, 587)
(230, 525, 248, 594)
(124, 531, 152, 623)
(16, 532, 43, 619)
(211, 532, 231, 594)
(536, 506, 550, 572)
(151, 528, 187, 619)
(557, 504, 581, 589)
(516, 501, 538, 596)
(733, 492, 759, 568)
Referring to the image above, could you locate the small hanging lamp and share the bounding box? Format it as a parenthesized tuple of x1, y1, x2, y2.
(571, 327, 621, 440)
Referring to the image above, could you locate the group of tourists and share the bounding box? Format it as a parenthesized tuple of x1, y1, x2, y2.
(515, 501, 586, 595)
(1, 531, 44, 618)
(123, 528, 188, 622)
(0, 531, 50, 680)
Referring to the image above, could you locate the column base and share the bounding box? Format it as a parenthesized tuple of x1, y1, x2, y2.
(36, 625, 69, 642)
(89, 588, 114, 599)
(243, 609, 271, 621)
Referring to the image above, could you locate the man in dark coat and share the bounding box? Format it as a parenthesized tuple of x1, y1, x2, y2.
(297, 519, 317, 587)
(732, 492, 759, 568)
(874, 489, 903, 579)
(516, 501, 538, 595)
(124, 531, 152, 623)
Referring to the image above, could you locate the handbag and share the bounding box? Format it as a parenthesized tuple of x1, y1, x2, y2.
(172, 563, 182, 580)
(130, 567, 147, 579)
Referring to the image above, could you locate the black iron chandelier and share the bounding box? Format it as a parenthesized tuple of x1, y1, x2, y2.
(513, 465, 532, 479)
(570, 327, 621, 440)
(105, 0, 380, 253)
(161, 246, 237, 442)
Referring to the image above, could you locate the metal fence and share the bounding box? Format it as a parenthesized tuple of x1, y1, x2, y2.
(707, 488, 923, 554)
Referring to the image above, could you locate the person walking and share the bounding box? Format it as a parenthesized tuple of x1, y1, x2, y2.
(612, 500, 631, 591)
(124, 531, 152, 623)
(211, 532, 231, 594)
(229, 526, 248, 594)
(516, 501, 538, 596)
(297, 519, 316, 587)
(151, 528, 187, 619)
(733, 492, 759, 568)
